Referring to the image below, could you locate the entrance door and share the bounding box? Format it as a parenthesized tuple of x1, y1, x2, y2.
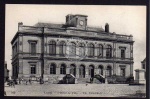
(89, 65, 94, 78)
(79, 65, 85, 78)
(70, 64, 76, 76)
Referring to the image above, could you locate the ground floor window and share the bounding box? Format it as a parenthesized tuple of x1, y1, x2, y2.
(106, 66, 112, 77)
(50, 63, 56, 74)
(60, 64, 66, 74)
(31, 65, 36, 74)
(120, 68, 125, 77)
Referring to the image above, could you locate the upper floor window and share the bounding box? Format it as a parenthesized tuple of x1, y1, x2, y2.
(88, 43, 94, 57)
(31, 65, 36, 74)
(97, 44, 103, 58)
(31, 42, 36, 55)
(69, 42, 76, 56)
(28, 40, 37, 55)
(106, 45, 112, 58)
(79, 43, 85, 57)
(12, 43, 18, 57)
(50, 63, 56, 74)
(121, 49, 125, 59)
(59, 41, 66, 56)
(142, 64, 145, 69)
(49, 41, 56, 55)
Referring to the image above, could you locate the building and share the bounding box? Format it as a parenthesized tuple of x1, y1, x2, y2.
(135, 58, 146, 84)
(4, 61, 9, 82)
(11, 14, 134, 81)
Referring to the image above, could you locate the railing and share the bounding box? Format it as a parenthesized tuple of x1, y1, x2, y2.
(18, 26, 133, 41)
(18, 26, 43, 33)
(16, 53, 133, 61)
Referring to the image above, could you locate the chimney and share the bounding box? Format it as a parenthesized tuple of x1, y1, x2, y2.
(105, 23, 109, 32)
(18, 22, 23, 26)
(18, 22, 23, 31)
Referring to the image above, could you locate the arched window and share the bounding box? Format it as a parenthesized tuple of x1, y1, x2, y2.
(69, 42, 76, 56)
(50, 63, 56, 74)
(79, 65, 85, 78)
(70, 64, 76, 76)
(79, 43, 85, 57)
(97, 44, 103, 58)
(106, 66, 112, 77)
(59, 41, 66, 56)
(60, 64, 66, 74)
(99, 65, 103, 75)
(88, 43, 94, 57)
(89, 65, 95, 77)
(49, 41, 56, 55)
(106, 45, 112, 58)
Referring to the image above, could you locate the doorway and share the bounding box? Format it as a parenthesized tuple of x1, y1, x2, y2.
(89, 65, 94, 78)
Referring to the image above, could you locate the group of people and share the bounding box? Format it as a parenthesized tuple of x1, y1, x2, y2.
(18, 77, 32, 85)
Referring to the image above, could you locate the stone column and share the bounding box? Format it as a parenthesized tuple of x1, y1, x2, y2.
(103, 46, 106, 58)
(95, 67, 99, 75)
(95, 45, 98, 59)
(76, 66, 79, 78)
(56, 67, 60, 75)
(130, 63, 133, 76)
(56, 42, 59, 57)
(66, 67, 70, 74)
(85, 67, 89, 78)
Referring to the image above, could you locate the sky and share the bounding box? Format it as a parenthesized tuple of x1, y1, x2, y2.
(5, 4, 146, 77)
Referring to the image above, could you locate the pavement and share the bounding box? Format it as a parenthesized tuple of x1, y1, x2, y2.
(4, 83, 146, 97)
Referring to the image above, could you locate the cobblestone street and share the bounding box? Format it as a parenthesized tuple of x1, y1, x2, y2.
(4, 83, 146, 97)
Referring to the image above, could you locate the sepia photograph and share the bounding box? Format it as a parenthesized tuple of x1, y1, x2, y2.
(4, 4, 146, 97)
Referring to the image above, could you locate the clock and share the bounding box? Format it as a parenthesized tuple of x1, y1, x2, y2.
(79, 20, 84, 26)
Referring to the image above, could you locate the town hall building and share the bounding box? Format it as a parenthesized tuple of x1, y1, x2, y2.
(11, 14, 134, 81)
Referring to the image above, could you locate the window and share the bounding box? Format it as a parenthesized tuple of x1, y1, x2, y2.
(99, 65, 103, 75)
(120, 68, 125, 76)
(50, 63, 56, 74)
(60, 64, 66, 74)
(106, 45, 112, 58)
(31, 43, 36, 55)
(79, 43, 85, 57)
(88, 43, 94, 57)
(106, 66, 112, 77)
(142, 64, 145, 69)
(49, 41, 56, 55)
(69, 42, 76, 56)
(31, 65, 36, 74)
(121, 49, 125, 59)
(97, 44, 103, 57)
(59, 41, 66, 56)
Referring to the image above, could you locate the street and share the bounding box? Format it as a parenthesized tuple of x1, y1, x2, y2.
(4, 83, 146, 97)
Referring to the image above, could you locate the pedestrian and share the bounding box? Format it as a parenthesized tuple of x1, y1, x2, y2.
(29, 78, 32, 84)
(18, 78, 21, 84)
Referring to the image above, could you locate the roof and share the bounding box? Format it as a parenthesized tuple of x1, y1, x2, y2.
(34, 22, 105, 32)
(34, 22, 66, 28)
(142, 58, 146, 63)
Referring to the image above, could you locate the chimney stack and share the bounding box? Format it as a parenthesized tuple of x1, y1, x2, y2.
(18, 22, 23, 26)
(105, 23, 109, 32)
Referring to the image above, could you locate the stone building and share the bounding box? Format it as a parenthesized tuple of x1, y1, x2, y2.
(135, 58, 146, 84)
(11, 14, 134, 81)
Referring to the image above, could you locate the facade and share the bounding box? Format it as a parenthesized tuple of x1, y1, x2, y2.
(4, 61, 9, 82)
(11, 14, 134, 81)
